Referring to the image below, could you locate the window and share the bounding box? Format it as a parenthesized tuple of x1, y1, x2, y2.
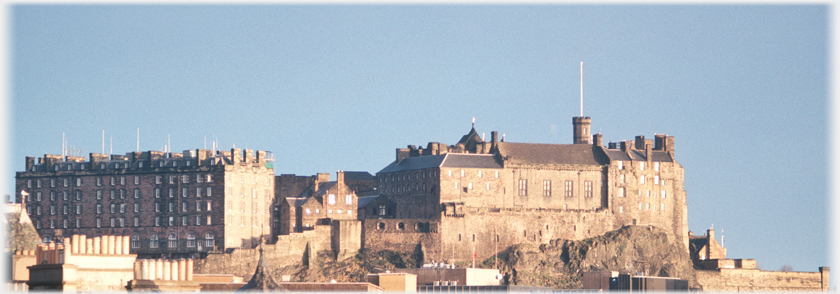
(135, 189, 140, 198)
(150, 234, 159, 248)
(168, 202, 174, 212)
(169, 175, 175, 184)
(655, 176, 660, 185)
(134, 176, 139, 185)
(120, 203, 125, 213)
(207, 174, 213, 182)
(76, 178, 82, 187)
(63, 219, 68, 228)
(37, 192, 43, 201)
(120, 176, 125, 185)
(640, 162, 645, 171)
(196, 201, 201, 211)
(51, 178, 55, 187)
(120, 189, 125, 199)
(328, 194, 336, 205)
(139, 161, 144, 168)
(76, 204, 81, 214)
(518, 179, 527, 196)
(119, 217, 125, 227)
(156, 175, 161, 184)
(196, 188, 202, 197)
(27, 179, 31, 188)
(182, 202, 188, 212)
(478, 170, 482, 178)
(346, 195, 352, 205)
(134, 203, 140, 213)
(620, 174, 625, 183)
(646, 203, 650, 210)
(168, 216, 174, 226)
(195, 215, 201, 226)
(647, 190, 651, 197)
(543, 180, 551, 197)
(197, 174, 203, 183)
(618, 187, 625, 198)
(205, 232, 215, 248)
(36, 206, 41, 215)
(50, 205, 55, 215)
(110, 177, 115, 186)
(584, 181, 593, 198)
(454, 182, 458, 190)
(131, 235, 140, 248)
(155, 203, 160, 212)
(460, 170, 464, 177)
(207, 201, 212, 211)
(169, 188, 174, 198)
(183, 187, 188, 198)
(640, 175, 645, 184)
(50, 219, 54, 228)
(565, 180, 574, 197)
(187, 233, 196, 247)
(486, 183, 490, 190)
(75, 219, 80, 228)
(182, 175, 189, 183)
(111, 203, 116, 213)
(661, 190, 666, 199)
(206, 215, 212, 226)
(448, 170, 452, 177)
(96, 218, 101, 228)
(305, 208, 311, 214)
(62, 204, 67, 214)
(110, 190, 115, 199)
(96, 204, 102, 214)
(155, 217, 160, 226)
(619, 206, 624, 213)
(64, 178, 68, 187)
(468, 182, 473, 190)
(655, 162, 660, 171)
(378, 205, 386, 216)
(207, 187, 212, 197)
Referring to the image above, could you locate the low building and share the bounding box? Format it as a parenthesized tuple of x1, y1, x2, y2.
(394, 264, 503, 287)
(27, 235, 137, 291)
(690, 227, 830, 291)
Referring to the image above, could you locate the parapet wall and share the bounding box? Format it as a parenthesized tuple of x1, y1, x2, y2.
(696, 268, 829, 292)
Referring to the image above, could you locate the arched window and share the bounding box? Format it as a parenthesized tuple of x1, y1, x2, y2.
(149, 234, 159, 248)
(205, 232, 215, 248)
(397, 222, 405, 230)
(186, 232, 196, 248)
(168, 233, 177, 248)
(131, 234, 140, 249)
(377, 222, 385, 230)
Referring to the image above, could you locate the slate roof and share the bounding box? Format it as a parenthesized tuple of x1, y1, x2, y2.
(377, 153, 501, 174)
(457, 127, 484, 146)
(602, 148, 674, 163)
(357, 196, 379, 209)
(496, 142, 609, 166)
(285, 197, 308, 208)
(343, 171, 374, 181)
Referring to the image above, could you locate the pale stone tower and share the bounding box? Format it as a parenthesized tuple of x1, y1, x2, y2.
(572, 116, 591, 144)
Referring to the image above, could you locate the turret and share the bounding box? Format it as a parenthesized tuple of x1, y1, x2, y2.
(573, 116, 591, 144)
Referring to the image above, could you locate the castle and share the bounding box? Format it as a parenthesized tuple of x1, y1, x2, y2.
(357, 116, 688, 261)
(14, 115, 687, 262)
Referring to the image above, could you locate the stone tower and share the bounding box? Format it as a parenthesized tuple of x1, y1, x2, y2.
(573, 116, 592, 144)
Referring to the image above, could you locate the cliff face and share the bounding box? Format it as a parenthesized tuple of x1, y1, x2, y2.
(495, 225, 696, 289)
(197, 225, 695, 289)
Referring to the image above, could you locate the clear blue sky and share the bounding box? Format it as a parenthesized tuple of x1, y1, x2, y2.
(6, 4, 831, 279)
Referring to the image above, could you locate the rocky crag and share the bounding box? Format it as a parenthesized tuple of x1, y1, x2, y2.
(198, 225, 696, 289)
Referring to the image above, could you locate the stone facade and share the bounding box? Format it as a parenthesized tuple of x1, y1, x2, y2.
(365, 116, 688, 261)
(14, 148, 275, 257)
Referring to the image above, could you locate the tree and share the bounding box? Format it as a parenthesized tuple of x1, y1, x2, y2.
(779, 264, 794, 271)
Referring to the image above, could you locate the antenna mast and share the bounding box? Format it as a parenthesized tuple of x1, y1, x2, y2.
(137, 128, 140, 152)
(580, 62, 583, 117)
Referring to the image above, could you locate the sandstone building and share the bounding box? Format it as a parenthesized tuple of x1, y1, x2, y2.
(363, 116, 688, 261)
(14, 148, 275, 257)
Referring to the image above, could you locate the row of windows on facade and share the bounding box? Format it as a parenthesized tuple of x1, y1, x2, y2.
(516, 180, 595, 197)
(225, 201, 271, 214)
(615, 161, 662, 172)
(447, 169, 499, 179)
(616, 202, 667, 212)
(39, 232, 216, 250)
(32, 214, 214, 229)
(380, 170, 440, 183)
(616, 188, 668, 199)
(373, 221, 428, 231)
(618, 174, 668, 186)
(303, 207, 354, 215)
(25, 173, 215, 190)
(25, 187, 214, 203)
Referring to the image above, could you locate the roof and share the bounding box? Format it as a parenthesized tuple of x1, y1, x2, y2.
(602, 148, 674, 163)
(377, 153, 501, 174)
(496, 142, 609, 166)
(457, 127, 485, 146)
(285, 197, 307, 207)
(357, 196, 379, 209)
(5, 204, 41, 251)
(343, 171, 374, 181)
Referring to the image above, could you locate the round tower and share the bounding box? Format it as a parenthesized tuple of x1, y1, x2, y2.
(572, 116, 591, 144)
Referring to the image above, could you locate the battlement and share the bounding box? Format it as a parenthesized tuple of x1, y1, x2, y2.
(21, 148, 275, 174)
